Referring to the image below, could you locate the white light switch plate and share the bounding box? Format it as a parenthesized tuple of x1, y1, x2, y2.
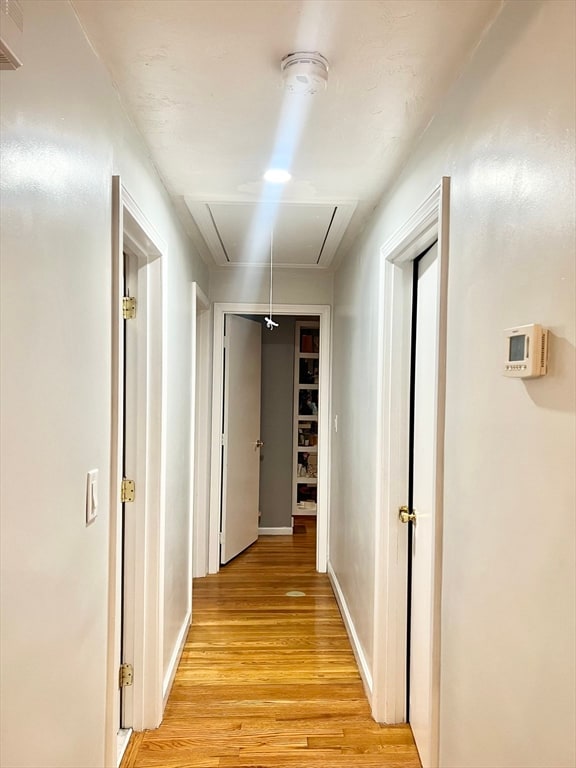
(86, 469, 98, 525)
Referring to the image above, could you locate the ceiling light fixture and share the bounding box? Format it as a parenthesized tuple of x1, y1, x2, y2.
(281, 51, 329, 95)
(263, 168, 292, 184)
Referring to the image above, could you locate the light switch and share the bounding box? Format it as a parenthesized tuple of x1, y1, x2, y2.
(86, 469, 98, 525)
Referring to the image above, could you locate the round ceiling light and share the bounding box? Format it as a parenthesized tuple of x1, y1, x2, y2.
(263, 168, 292, 183)
(281, 51, 329, 95)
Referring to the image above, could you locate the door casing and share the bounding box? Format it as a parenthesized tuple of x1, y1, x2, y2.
(106, 178, 167, 767)
(371, 179, 450, 767)
(208, 303, 331, 574)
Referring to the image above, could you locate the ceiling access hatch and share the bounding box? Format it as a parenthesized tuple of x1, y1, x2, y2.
(185, 199, 357, 268)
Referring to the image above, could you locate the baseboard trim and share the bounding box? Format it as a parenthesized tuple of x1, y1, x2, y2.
(162, 609, 191, 707)
(258, 526, 293, 536)
(117, 728, 132, 767)
(327, 561, 373, 699)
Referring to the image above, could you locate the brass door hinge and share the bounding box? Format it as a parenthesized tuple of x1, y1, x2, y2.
(119, 663, 133, 688)
(121, 478, 135, 503)
(122, 296, 136, 320)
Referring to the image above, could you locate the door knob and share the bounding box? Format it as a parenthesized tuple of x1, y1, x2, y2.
(255, 440, 264, 448)
(399, 505, 416, 524)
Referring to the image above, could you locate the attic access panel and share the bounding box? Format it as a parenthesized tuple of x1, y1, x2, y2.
(185, 199, 356, 268)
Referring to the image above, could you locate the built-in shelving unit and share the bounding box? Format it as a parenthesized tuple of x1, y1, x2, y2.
(293, 321, 320, 517)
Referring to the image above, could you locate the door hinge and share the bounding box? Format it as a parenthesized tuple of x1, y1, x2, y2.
(219, 531, 224, 545)
(122, 296, 136, 320)
(121, 478, 135, 503)
(119, 663, 134, 688)
(220, 433, 225, 447)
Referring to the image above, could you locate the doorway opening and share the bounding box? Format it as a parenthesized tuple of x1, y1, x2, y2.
(106, 178, 166, 767)
(191, 283, 211, 578)
(208, 303, 331, 574)
(243, 315, 322, 536)
(371, 179, 450, 768)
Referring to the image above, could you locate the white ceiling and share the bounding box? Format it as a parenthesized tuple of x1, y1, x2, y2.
(73, 0, 502, 269)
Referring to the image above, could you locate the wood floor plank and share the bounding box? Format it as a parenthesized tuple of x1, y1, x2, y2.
(121, 517, 421, 768)
(119, 732, 144, 768)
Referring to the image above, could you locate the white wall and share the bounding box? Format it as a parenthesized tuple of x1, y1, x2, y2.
(328, 221, 382, 669)
(331, 2, 575, 766)
(210, 265, 333, 305)
(0, 2, 208, 766)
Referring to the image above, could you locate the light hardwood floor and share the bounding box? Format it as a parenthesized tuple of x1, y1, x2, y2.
(121, 517, 421, 768)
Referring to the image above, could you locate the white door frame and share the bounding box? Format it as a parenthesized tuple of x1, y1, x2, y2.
(371, 178, 450, 761)
(191, 283, 211, 578)
(208, 303, 331, 574)
(105, 177, 167, 767)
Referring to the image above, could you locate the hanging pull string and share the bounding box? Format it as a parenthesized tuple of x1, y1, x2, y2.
(265, 228, 278, 330)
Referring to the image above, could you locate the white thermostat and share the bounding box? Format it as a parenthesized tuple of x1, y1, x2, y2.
(504, 323, 549, 378)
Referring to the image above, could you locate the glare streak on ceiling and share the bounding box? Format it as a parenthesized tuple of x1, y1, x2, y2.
(72, 0, 503, 269)
(245, 93, 313, 264)
(244, 0, 332, 266)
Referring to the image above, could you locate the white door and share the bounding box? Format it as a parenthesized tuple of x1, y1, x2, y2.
(409, 242, 440, 767)
(220, 315, 262, 564)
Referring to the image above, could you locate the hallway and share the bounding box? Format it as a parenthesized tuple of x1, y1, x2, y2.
(121, 518, 421, 767)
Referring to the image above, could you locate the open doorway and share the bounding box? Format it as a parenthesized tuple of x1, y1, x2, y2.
(371, 178, 450, 768)
(208, 303, 331, 574)
(244, 315, 321, 537)
(257, 315, 296, 535)
(106, 178, 166, 767)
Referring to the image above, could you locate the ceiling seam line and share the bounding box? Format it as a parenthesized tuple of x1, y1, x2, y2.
(207, 204, 231, 262)
(316, 206, 338, 265)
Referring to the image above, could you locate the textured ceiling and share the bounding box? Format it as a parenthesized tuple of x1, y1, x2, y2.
(73, 0, 502, 268)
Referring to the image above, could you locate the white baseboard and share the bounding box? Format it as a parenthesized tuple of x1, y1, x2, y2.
(162, 610, 191, 707)
(327, 561, 373, 699)
(117, 728, 132, 767)
(258, 526, 293, 535)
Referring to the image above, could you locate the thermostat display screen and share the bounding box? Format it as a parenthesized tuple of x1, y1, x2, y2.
(509, 335, 525, 362)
